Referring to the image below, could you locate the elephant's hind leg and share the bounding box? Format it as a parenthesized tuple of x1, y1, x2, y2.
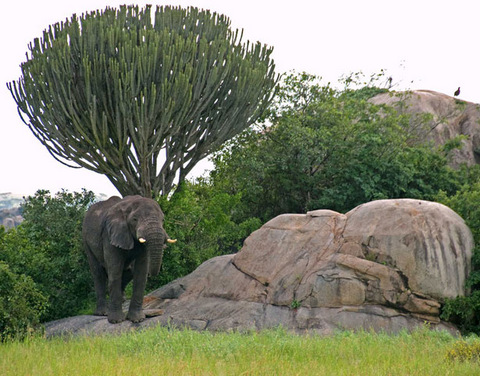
(85, 247, 108, 316)
(121, 268, 133, 302)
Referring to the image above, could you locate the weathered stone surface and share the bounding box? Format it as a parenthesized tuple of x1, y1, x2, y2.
(370, 90, 480, 167)
(343, 199, 472, 300)
(0, 207, 23, 229)
(46, 199, 472, 338)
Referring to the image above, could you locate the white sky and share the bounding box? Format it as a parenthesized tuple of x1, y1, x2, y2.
(1, 0, 480, 197)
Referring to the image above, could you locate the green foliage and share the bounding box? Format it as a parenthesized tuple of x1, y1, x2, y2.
(290, 300, 300, 309)
(147, 181, 261, 289)
(437, 176, 480, 333)
(436, 173, 480, 244)
(0, 190, 96, 322)
(210, 72, 459, 222)
(8, 5, 277, 198)
(2, 68, 478, 335)
(339, 70, 391, 100)
(0, 260, 47, 341)
(445, 339, 480, 363)
(441, 291, 480, 334)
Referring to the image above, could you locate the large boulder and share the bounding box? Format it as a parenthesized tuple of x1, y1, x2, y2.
(46, 199, 473, 337)
(370, 90, 480, 167)
(0, 208, 23, 229)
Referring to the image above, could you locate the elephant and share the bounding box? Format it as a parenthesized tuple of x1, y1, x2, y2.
(82, 195, 176, 323)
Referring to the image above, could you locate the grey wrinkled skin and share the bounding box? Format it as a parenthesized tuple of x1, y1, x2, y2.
(82, 195, 170, 323)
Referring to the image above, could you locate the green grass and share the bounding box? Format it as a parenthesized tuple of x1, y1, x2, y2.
(1, 326, 480, 375)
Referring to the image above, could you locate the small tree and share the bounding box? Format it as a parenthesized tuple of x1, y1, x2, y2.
(8, 5, 277, 197)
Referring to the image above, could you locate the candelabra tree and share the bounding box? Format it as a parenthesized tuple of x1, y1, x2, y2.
(8, 5, 277, 197)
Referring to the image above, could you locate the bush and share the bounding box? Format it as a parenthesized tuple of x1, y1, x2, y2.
(445, 339, 480, 363)
(437, 177, 480, 333)
(0, 189, 96, 321)
(0, 260, 47, 341)
(147, 180, 261, 289)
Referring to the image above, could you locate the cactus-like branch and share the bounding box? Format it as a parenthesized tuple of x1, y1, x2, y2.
(8, 5, 278, 197)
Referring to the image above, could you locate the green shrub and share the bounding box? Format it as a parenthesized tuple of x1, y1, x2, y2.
(441, 292, 480, 334)
(437, 176, 480, 333)
(147, 180, 261, 289)
(445, 339, 480, 363)
(0, 260, 47, 341)
(0, 190, 96, 322)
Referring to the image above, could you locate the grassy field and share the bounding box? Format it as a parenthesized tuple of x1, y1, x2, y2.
(1, 325, 479, 375)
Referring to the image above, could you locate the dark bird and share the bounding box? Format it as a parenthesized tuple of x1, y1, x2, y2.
(454, 87, 461, 97)
(387, 76, 393, 89)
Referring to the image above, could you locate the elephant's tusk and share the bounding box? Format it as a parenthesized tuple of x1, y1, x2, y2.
(138, 238, 147, 243)
(167, 239, 177, 244)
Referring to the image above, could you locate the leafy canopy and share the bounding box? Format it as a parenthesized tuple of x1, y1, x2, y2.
(0, 190, 96, 322)
(210, 72, 458, 221)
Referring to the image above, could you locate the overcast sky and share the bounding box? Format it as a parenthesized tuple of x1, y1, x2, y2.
(2, 0, 480, 197)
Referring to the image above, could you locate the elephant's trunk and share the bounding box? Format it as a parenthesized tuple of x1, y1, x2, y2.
(138, 221, 165, 277)
(146, 235, 164, 277)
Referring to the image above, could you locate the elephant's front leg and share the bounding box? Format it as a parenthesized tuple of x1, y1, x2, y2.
(85, 248, 108, 316)
(127, 250, 148, 323)
(106, 253, 126, 323)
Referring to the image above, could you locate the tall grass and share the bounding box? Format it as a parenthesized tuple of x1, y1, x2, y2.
(1, 326, 479, 375)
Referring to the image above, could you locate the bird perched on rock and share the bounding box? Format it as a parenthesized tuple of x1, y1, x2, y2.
(454, 87, 461, 97)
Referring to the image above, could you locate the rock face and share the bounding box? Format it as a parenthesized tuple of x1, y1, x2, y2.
(0, 193, 24, 230)
(0, 207, 23, 229)
(370, 90, 480, 167)
(46, 199, 473, 337)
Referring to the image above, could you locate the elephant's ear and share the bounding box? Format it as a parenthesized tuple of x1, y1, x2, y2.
(105, 209, 134, 250)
